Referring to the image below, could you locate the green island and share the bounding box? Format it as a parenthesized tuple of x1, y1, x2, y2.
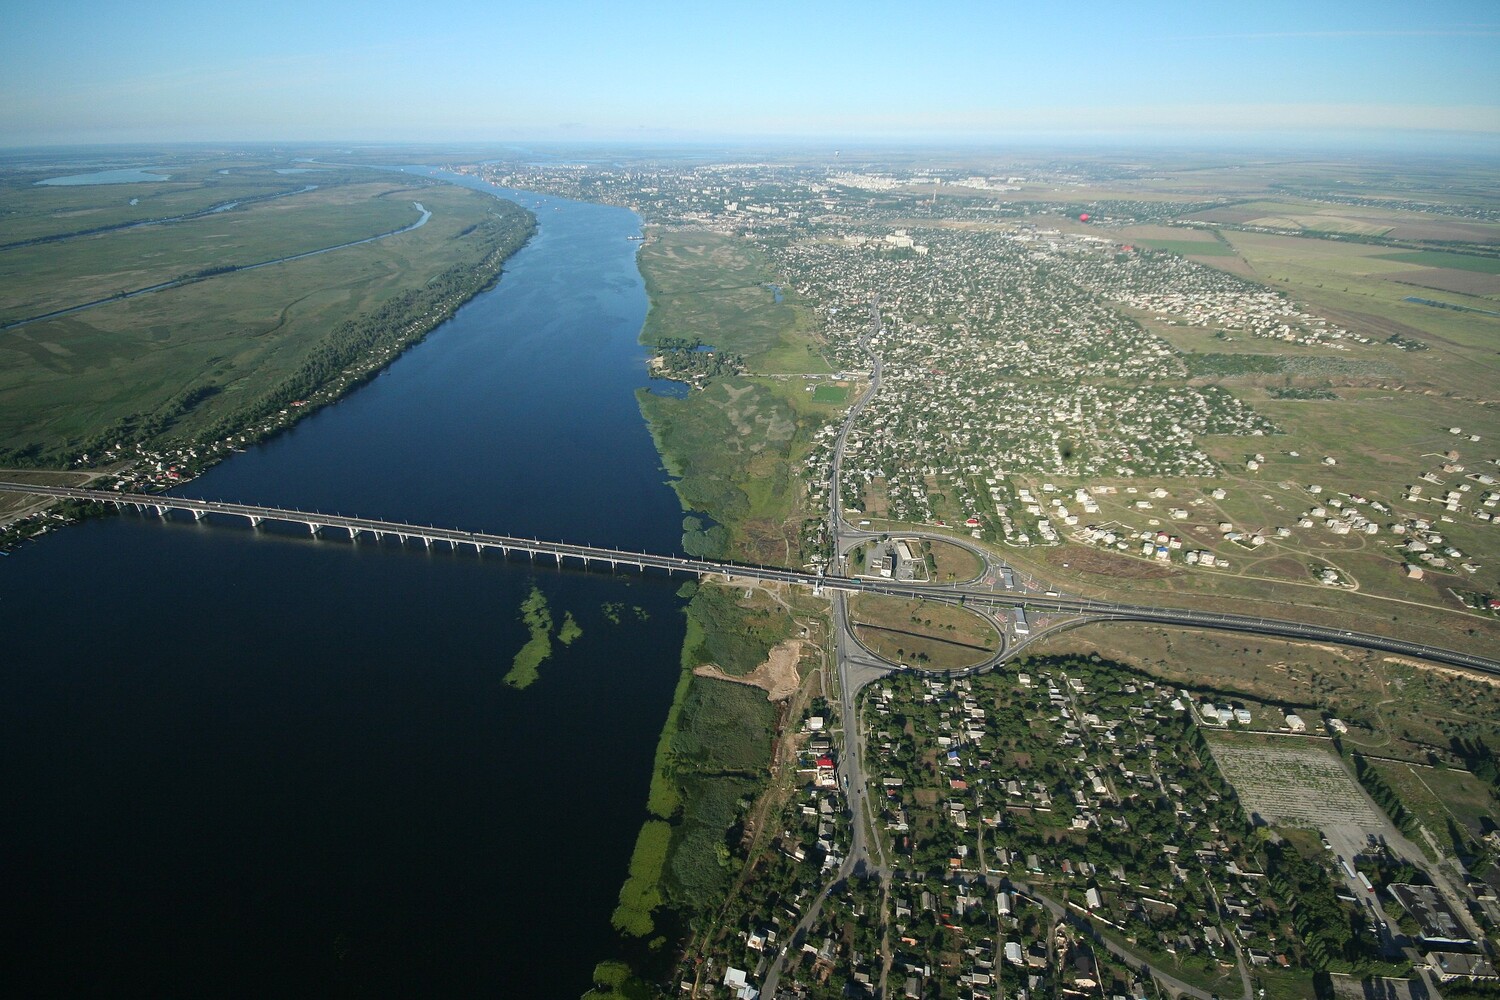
(0, 153, 534, 542)
(559, 611, 584, 646)
(601, 602, 650, 625)
(503, 586, 555, 690)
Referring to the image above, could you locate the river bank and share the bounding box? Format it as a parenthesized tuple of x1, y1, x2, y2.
(586, 223, 840, 996)
(0, 169, 532, 474)
(0, 194, 534, 550)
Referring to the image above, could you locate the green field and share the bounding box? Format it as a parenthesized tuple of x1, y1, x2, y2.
(1369, 759, 1499, 856)
(848, 593, 998, 669)
(0, 159, 364, 245)
(625, 226, 837, 968)
(637, 228, 842, 565)
(1376, 250, 1500, 274)
(0, 182, 422, 324)
(1135, 238, 1235, 256)
(640, 228, 829, 374)
(0, 167, 531, 463)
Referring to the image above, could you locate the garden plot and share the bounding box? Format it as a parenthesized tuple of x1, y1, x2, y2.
(1208, 741, 1389, 859)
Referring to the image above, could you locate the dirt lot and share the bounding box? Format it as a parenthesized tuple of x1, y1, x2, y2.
(695, 638, 806, 701)
(1042, 543, 1182, 580)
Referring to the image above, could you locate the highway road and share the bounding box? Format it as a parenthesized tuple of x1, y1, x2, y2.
(3, 480, 1496, 676)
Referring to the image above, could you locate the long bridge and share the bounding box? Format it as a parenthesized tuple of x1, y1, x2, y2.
(6, 481, 1499, 676)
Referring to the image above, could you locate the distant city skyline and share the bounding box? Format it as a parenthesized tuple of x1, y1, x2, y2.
(3, 0, 1497, 149)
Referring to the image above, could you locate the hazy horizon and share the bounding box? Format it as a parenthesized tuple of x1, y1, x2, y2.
(3, 0, 1496, 152)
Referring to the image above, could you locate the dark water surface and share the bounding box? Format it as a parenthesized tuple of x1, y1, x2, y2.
(0, 182, 686, 997)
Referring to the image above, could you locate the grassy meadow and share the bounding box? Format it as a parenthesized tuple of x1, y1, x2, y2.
(0, 181, 422, 323)
(637, 227, 848, 565)
(0, 169, 525, 461)
(640, 228, 829, 374)
(848, 593, 998, 669)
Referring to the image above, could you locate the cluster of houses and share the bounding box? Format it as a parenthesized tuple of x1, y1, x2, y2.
(775, 226, 1280, 530)
(861, 666, 1314, 991)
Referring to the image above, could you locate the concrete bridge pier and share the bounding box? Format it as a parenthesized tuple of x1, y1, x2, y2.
(154, 504, 167, 517)
(346, 525, 359, 540)
(308, 522, 322, 536)
(246, 515, 262, 528)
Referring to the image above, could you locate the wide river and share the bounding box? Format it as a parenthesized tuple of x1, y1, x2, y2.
(0, 176, 688, 997)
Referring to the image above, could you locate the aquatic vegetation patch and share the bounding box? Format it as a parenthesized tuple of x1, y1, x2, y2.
(503, 586, 554, 689)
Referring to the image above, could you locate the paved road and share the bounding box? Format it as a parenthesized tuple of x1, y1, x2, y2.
(765, 298, 892, 997)
(4, 480, 1497, 676)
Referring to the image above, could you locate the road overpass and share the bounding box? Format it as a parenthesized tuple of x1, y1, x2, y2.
(4, 480, 1498, 676)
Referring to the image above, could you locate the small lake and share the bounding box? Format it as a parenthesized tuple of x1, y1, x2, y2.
(37, 167, 171, 186)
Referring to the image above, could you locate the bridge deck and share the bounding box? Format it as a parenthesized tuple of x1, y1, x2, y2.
(4, 481, 1496, 675)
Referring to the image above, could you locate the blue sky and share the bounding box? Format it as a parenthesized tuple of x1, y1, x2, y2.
(2, 0, 1497, 146)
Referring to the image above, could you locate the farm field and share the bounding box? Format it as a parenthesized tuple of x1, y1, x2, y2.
(1130, 237, 1235, 256)
(1377, 250, 1500, 275)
